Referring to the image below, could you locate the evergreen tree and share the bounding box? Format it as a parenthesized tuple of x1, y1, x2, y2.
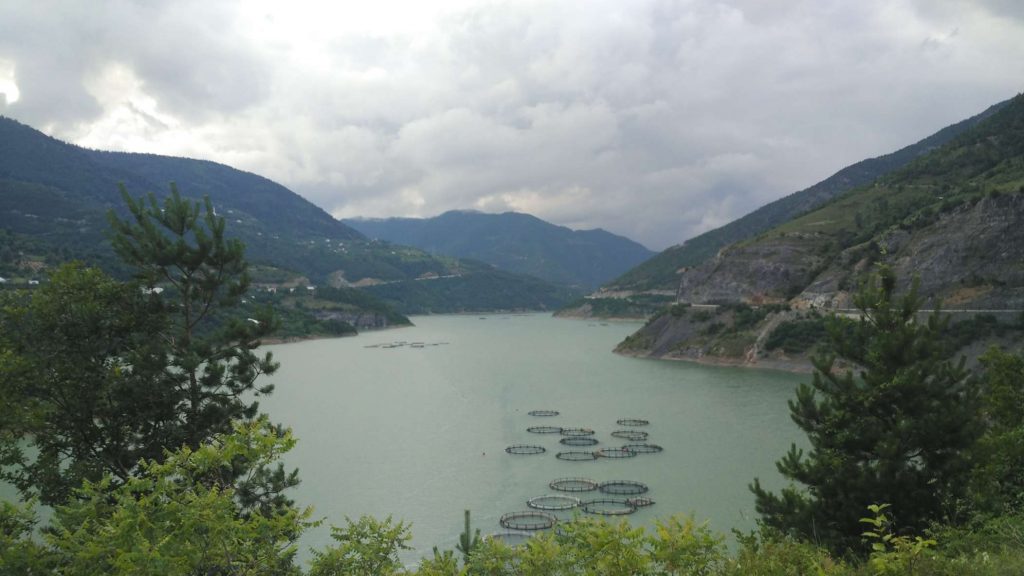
(751, 267, 981, 552)
(970, 347, 1024, 513)
(109, 184, 278, 445)
(108, 184, 295, 512)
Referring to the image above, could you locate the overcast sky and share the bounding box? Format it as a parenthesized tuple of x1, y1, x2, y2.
(1, 1, 1022, 250)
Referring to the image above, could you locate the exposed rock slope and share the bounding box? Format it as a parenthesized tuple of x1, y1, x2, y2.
(619, 93, 1024, 368)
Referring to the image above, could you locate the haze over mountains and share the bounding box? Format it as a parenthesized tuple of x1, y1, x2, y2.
(346, 211, 654, 289)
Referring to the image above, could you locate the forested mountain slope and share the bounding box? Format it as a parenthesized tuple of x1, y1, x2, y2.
(0, 117, 580, 314)
(347, 210, 654, 289)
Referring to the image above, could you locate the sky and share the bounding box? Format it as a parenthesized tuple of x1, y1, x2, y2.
(1, 1, 1023, 250)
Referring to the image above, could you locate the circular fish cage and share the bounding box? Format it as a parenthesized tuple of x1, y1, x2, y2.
(527, 494, 581, 511)
(627, 497, 656, 508)
(559, 436, 599, 447)
(616, 418, 650, 427)
(598, 480, 649, 495)
(556, 451, 600, 461)
(560, 427, 596, 437)
(610, 430, 649, 441)
(528, 410, 560, 417)
(549, 477, 599, 492)
(596, 447, 637, 459)
(621, 443, 663, 454)
(527, 425, 563, 434)
(505, 444, 546, 455)
(500, 511, 557, 531)
(485, 531, 534, 547)
(581, 499, 637, 516)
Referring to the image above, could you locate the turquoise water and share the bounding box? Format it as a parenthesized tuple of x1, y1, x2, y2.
(260, 313, 805, 561)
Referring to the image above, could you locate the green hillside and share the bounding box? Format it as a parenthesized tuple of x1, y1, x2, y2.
(363, 260, 581, 314)
(607, 98, 1011, 292)
(346, 210, 654, 289)
(0, 116, 580, 316)
(773, 94, 1024, 243)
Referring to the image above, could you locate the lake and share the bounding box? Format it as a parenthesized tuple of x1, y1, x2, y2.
(260, 313, 805, 561)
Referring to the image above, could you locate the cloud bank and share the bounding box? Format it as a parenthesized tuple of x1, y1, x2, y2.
(1, 0, 1022, 249)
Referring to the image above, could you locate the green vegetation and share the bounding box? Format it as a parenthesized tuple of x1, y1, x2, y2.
(762, 95, 1024, 265)
(944, 313, 1024, 351)
(364, 265, 582, 314)
(616, 331, 655, 352)
(605, 98, 1010, 292)
(4, 241, 1024, 573)
(241, 284, 412, 340)
(970, 347, 1024, 513)
(0, 263, 170, 504)
(724, 303, 787, 332)
(346, 211, 655, 289)
(1, 189, 298, 517)
(765, 315, 828, 354)
(557, 293, 676, 318)
(4, 431, 1024, 575)
(752, 268, 981, 553)
(4, 176, 1024, 573)
(109, 187, 282, 454)
(0, 117, 584, 316)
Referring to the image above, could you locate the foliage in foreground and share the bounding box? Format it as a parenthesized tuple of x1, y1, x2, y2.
(3, 414, 1024, 575)
(752, 267, 982, 552)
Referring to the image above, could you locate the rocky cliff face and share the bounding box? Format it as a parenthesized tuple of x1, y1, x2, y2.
(799, 193, 1024, 310)
(620, 194, 1024, 370)
(675, 193, 1024, 311)
(676, 234, 827, 305)
(618, 94, 1024, 367)
(604, 98, 1011, 293)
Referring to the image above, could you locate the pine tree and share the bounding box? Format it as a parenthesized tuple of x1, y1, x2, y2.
(108, 184, 278, 445)
(108, 184, 296, 512)
(751, 267, 981, 552)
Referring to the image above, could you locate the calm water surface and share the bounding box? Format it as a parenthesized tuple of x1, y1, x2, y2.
(261, 313, 805, 561)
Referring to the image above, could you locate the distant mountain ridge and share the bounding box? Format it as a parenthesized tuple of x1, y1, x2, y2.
(345, 210, 654, 289)
(606, 97, 1013, 292)
(0, 116, 581, 314)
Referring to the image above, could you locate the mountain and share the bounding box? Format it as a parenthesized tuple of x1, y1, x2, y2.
(0, 116, 362, 274)
(617, 93, 1024, 368)
(362, 262, 583, 314)
(0, 116, 581, 316)
(605, 98, 1013, 293)
(345, 210, 655, 289)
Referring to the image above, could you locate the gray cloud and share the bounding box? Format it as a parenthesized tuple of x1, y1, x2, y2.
(1, 0, 1023, 249)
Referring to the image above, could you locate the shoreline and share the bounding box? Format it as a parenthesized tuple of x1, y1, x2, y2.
(262, 322, 414, 346)
(614, 348, 815, 374)
(553, 312, 648, 322)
